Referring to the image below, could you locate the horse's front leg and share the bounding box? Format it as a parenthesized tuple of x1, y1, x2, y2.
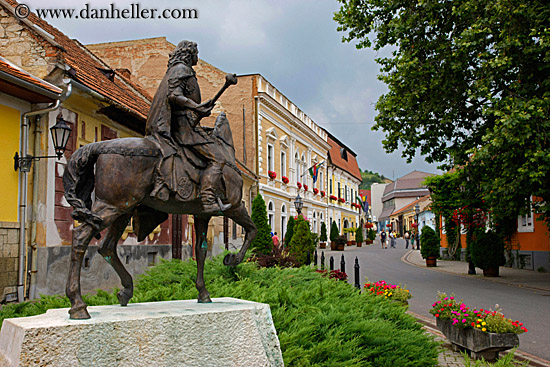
(194, 216, 212, 303)
(66, 223, 97, 319)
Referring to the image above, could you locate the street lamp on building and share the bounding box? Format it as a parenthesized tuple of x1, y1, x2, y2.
(294, 194, 303, 216)
(14, 112, 72, 172)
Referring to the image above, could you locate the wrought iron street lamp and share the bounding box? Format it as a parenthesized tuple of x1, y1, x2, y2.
(14, 112, 72, 172)
(294, 194, 303, 216)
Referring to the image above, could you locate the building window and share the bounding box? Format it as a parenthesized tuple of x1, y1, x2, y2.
(329, 178, 332, 195)
(518, 211, 534, 233)
(281, 204, 287, 240)
(267, 144, 274, 172)
(280, 151, 286, 177)
(338, 182, 341, 198)
(295, 152, 299, 182)
(319, 171, 323, 191)
(268, 201, 275, 231)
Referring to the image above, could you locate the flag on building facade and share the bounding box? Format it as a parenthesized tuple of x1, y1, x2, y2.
(356, 195, 369, 214)
(308, 161, 324, 184)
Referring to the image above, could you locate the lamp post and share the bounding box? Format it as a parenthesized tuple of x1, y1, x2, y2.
(415, 204, 420, 250)
(14, 112, 72, 171)
(294, 194, 303, 216)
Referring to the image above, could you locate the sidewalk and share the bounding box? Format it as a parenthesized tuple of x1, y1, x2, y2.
(403, 249, 550, 292)
(402, 249, 550, 367)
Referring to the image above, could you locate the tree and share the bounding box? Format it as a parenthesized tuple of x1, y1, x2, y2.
(355, 226, 363, 244)
(335, 0, 550, 229)
(320, 222, 328, 242)
(250, 194, 273, 255)
(330, 221, 339, 242)
(288, 216, 314, 265)
(285, 216, 295, 246)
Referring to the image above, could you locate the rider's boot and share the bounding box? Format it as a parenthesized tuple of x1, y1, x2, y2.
(200, 163, 231, 215)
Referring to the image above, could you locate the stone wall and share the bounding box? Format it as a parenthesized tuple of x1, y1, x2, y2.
(0, 221, 19, 302)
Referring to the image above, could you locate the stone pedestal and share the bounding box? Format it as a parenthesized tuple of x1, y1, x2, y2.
(0, 298, 284, 367)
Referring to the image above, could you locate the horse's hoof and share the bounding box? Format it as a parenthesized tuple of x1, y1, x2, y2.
(117, 289, 132, 306)
(223, 253, 236, 266)
(69, 305, 91, 320)
(197, 291, 212, 303)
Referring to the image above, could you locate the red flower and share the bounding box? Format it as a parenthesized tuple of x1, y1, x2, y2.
(338, 197, 345, 203)
(282, 176, 289, 184)
(329, 195, 337, 201)
(321, 190, 326, 197)
(268, 170, 276, 179)
(297, 182, 302, 189)
(313, 188, 319, 195)
(303, 184, 308, 191)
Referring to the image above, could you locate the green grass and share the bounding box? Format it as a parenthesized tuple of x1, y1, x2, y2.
(0, 254, 439, 366)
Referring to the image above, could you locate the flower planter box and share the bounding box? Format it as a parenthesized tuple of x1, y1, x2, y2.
(319, 242, 326, 249)
(436, 318, 519, 361)
(356, 241, 362, 247)
(426, 256, 437, 267)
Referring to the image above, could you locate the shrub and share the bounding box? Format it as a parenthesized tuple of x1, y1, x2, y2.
(252, 244, 299, 268)
(420, 226, 440, 259)
(329, 220, 339, 242)
(368, 229, 376, 241)
(1, 256, 440, 366)
(364, 280, 412, 304)
(284, 216, 295, 245)
(320, 222, 328, 242)
(470, 229, 506, 270)
(356, 227, 363, 243)
(316, 269, 348, 281)
(288, 216, 314, 265)
(250, 194, 274, 255)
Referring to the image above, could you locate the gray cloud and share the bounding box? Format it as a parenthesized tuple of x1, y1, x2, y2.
(24, 0, 442, 179)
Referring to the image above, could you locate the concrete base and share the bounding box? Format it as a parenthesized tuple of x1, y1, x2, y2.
(0, 298, 284, 367)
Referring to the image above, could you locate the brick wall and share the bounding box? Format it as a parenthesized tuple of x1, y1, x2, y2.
(0, 221, 19, 300)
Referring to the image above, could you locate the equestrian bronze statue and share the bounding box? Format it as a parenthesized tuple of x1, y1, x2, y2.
(63, 40, 257, 319)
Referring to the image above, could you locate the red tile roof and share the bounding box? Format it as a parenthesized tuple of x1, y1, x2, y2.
(3, 0, 151, 122)
(326, 133, 362, 181)
(0, 56, 62, 96)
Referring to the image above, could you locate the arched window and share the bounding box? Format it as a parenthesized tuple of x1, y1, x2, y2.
(295, 152, 299, 182)
(281, 204, 287, 240)
(268, 201, 275, 231)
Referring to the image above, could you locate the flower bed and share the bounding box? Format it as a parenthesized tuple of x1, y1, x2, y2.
(363, 280, 411, 304)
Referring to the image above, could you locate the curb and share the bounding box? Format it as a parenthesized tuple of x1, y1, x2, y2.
(401, 251, 550, 293)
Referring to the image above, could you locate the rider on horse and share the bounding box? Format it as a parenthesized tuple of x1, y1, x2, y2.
(145, 40, 231, 215)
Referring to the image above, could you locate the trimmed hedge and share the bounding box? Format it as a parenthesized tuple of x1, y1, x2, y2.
(0, 256, 439, 366)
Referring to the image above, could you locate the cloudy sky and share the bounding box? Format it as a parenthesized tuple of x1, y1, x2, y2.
(23, 0, 442, 180)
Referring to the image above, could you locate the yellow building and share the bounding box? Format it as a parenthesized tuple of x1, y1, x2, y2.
(325, 132, 362, 241)
(255, 76, 331, 240)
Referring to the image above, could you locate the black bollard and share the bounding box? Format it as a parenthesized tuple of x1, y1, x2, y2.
(321, 251, 325, 270)
(314, 250, 318, 267)
(341, 254, 346, 273)
(330, 256, 334, 271)
(306, 251, 311, 266)
(354, 257, 360, 289)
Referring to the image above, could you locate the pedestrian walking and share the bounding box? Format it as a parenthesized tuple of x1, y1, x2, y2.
(380, 229, 387, 249)
(272, 232, 280, 248)
(404, 231, 410, 249)
(410, 232, 415, 249)
(390, 231, 396, 248)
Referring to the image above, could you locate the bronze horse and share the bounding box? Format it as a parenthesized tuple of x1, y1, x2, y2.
(63, 112, 257, 319)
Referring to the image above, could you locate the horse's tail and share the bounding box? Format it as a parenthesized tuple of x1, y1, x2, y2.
(63, 142, 104, 230)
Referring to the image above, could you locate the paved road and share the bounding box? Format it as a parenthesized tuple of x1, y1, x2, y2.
(318, 239, 550, 361)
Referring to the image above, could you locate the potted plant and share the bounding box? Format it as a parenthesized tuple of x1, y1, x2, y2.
(303, 184, 308, 191)
(336, 235, 346, 251)
(356, 226, 363, 247)
(297, 182, 302, 189)
(268, 170, 276, 180)
(329, 195, 337, 201)
(420, 226, 440, 267)
(470, 229, 506, 277)
(430, 293, 526, 361)
(329, 221, 339, 250)
(321, 190, 326, 197)
(282, 176, 289, 184)
(319, 222, 327, 249)
(313, 188, 319, 195)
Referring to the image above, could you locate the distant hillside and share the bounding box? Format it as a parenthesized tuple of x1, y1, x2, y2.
(359, 169, 387, 190)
